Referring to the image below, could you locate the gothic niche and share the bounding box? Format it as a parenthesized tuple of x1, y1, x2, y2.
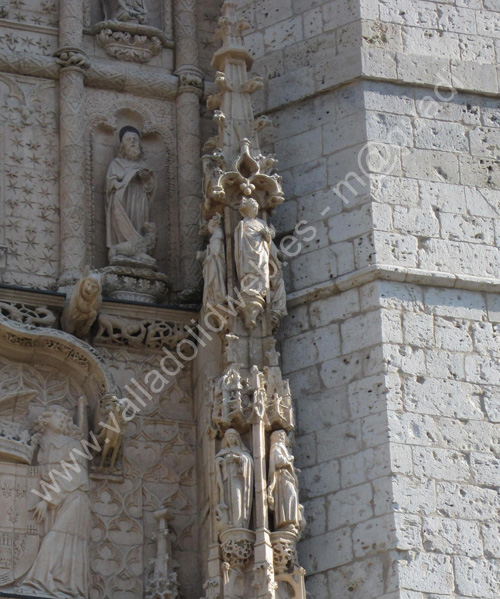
(91, 0, 172, 64)
(90, 110, 171, 303)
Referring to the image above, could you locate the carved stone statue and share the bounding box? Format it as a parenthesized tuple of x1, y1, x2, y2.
(269, 242, 287, 333)
(61, 270, 102, 338)
(106, 126, 157, 268)
(94, 395, 129, 472)
(234, 197, 274, 329)
(199, 213, 227, 308)
(215, 429, 253, 532)
(267, 430, 303, 534)
(23, 402, 90, 598)
(102, 0, 148, 24)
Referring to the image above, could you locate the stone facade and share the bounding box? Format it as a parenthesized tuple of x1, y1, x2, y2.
(0, 1, 499, 599)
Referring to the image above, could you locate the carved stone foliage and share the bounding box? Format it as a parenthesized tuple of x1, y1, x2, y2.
(85, 91, 178, 287)
(0, 75, 59, 289)
(95, 314, 190, 350)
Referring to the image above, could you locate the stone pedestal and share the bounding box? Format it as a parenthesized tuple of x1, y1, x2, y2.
(102, 266, 171, 304)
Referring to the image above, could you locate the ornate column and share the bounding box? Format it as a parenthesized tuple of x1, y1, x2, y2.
(57, 0, 89, 290)
(199, 4, 306, 599)
(174, 0, 203, 296)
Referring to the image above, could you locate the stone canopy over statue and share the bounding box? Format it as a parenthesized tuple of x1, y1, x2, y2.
(106, 126, 158, 269)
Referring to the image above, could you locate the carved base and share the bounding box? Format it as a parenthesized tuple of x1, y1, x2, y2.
(220, 528, 256, 571)
(102, 266, 171, 304)
(92, 21, 169, 64)
(270, 531, 299, 576)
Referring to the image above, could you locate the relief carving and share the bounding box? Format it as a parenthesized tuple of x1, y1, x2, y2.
(21, 401, 90, 598)
(106, 126, 157, 268)
(0, 303, 56, 329)
(234, 197, 274, 330)
(102, 0, 148, 24)
(267, 431, 303, 536)
(102, 126, 171, 303)
(95, 314, 190, 350)
(198, 213, 227, 310)
(215, 430, 253, 533)
(93, 395, 129, 473)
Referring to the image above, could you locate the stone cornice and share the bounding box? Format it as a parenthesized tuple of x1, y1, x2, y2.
(287, 264, 500, 308)
(0, 284, 198, 322)
(0, 49, 179, 98)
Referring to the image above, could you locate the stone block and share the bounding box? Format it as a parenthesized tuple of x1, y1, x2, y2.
(403, 313, 434, 347)
(300, 460, 341, 499)
(300, 528, 353, 573)
(327, 558, 385, 599)
(436, 5, 477, 34)
(317, 420, 362, 461)
(452, 59, 499, 93)
(402, 148, 460, 183)
(414, 118, 469, 153)
(398, 553, 454, 594)
(413, 446, 470, 482)
(437, 482, 500, 520)
(470, 452, 500, 486)
(393, 206, 440, 237)
(404, 376, 484, 419)
(454, 557, 500, 599)
(402, 27, 460, 60)
(434, 317, 473, 352)
(310, 288, 360, 327)
(328, 483, 373, 529)
(353, 513, 397, 557)
(394, 514, 422, 550)
(422, 517, 482, 557)
(370, 174, 420, 207)
(482, 523, 500, 558)
(282, 322, 341, 374)
(328, 204, 373, 243)
(396, 53, 452, 88)
(374, 231, 419, 267)
(389, 411, 439, 446)
(366, 111, 413, 147)
(264, 14, 303, 51)
(393, 476, 436, 515)
(348, 372, 403, 418)
(341, 310, 382, 354)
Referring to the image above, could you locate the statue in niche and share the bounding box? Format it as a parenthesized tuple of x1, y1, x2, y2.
(215, 429, 253, 532)
(102, 0, 148, 24)
(234, 197, 274, 330)
(198, 213, 227, 309)
(267, 430, 304, 535)
(106, 126, 158, 269)
(22, 401, 90, 599)
(61, 269, 102, 339)
(269, 242, 287, 332)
